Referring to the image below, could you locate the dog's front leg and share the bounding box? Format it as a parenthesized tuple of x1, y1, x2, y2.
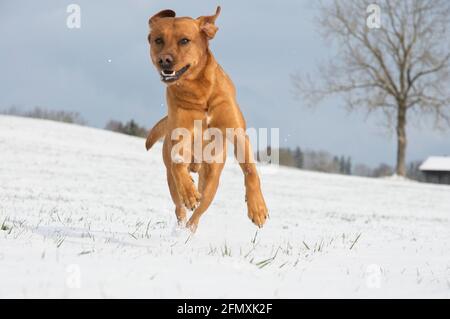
(171, 160, 201, 212)
(233, 133, 268, 228)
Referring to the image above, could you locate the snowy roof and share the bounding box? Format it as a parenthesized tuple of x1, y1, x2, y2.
(419, 156, 450, 172)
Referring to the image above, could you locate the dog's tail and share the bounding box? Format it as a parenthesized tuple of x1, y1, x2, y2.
(145, 116, 167, 151)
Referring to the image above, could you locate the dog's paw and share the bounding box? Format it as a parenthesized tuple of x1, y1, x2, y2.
(171, 220, 191, 237)
(177, 179, 201, 211)
(176, 216, 187, 227)
(185, 217, 199, 233)
(246, 191, 268, 228)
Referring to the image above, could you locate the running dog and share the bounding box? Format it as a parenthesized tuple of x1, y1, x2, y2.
(145, 6, 268, 232)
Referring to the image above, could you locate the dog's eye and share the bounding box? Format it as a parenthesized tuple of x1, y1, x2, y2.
(154, 38, 164, 45)
(179, 38, 190, 45)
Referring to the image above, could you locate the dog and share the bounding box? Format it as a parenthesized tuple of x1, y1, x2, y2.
(145, 6, 268, 232)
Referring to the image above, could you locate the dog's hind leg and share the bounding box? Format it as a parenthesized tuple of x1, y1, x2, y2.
(186, 162, 225, 232)
(186, 140, 227, 232)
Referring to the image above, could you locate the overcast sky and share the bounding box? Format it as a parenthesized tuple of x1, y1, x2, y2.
(1, 0, 449, 166)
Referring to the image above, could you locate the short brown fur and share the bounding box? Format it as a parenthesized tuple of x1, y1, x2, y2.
(146, 6, 268, 232)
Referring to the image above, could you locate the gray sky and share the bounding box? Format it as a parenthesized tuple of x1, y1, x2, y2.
(1, 0, 449, 166)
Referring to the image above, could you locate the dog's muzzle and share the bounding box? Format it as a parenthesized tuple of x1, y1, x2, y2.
(160, 65, 190, 83)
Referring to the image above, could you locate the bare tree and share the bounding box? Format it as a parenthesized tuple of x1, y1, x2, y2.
(292, 0, 450, 176)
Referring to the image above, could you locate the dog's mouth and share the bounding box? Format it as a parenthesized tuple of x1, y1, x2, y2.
(160, 64, 190, 83)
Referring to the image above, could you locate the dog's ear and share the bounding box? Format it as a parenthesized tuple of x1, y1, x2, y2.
(149, 9, 176, 27)
(197, 6, 221, 40)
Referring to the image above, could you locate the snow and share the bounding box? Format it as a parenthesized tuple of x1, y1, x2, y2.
(382, 174, 415, 182)
(1, 115, 450, 298)
(420, 156, 450, 172)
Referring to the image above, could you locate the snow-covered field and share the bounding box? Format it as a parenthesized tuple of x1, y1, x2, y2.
(0, 115, 449, 298)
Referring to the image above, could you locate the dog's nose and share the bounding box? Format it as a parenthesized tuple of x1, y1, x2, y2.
(158, 54, 174, 69)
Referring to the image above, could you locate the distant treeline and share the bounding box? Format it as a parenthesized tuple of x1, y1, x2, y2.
(259, 147, 425, 181)
(1, 106, 86, 125)
(259, 147, 352, 175)
(104, 119, 148, 138)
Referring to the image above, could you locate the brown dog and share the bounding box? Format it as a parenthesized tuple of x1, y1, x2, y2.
(145, 6, 268, 232)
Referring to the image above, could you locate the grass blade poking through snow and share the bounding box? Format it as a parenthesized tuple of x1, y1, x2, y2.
(255, 247, 280, 269)
(349, 233, 362, 250)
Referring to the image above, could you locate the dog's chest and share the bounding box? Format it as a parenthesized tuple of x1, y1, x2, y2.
(206, 114, 212, 126)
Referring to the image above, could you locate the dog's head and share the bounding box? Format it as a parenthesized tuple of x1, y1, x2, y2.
(148, 6, 221, 84)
